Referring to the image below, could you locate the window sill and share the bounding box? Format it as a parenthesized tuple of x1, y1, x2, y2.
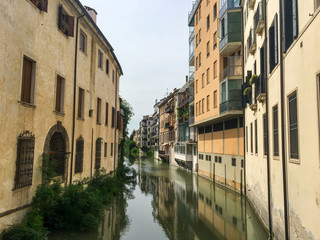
(289, 158, 300, 165)
(54, 111, 65, 116)
(77, 117, 85, 121)
(273, 156, 280, 161)
(96, 122, 102, 125)
(58, 28, 69, 38)
(12, 184, 32, 192)
(18, 101, 36, 109)
(80, 49, 87, 56)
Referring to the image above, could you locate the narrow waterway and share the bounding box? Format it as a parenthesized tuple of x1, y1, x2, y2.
(50, 158, 268, 240)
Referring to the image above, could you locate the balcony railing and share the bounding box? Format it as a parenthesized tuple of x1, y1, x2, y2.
(189, 94, 194, 103)
(189, 28, 195, 42)
(179, 97, 189, 107)
(189, 72, 194, 83)
(254, 0, 265, 35)
(188, 0, 200, 24)
(255, 74, 266, 102)
(219, 32, 242, 54)
(189, 116, 194, 125)
(248, 28, 257, 54)
(220, 55, 242, 82)
(219, 0, 240, 18)
(220, 100, 242, 113)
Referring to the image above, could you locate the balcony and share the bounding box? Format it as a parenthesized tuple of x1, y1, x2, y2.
(189, 71, 194, 83)
(219, 0, 240, 18)
(219, 12, 242, 55)
(178, 97, 189, 107)
(254, 0, 265, 35)
(220, 79, 242, 114)
(249, 0, 256, 9)
(159, 150, 169, 163)
(189, 50, 195, 65)
(188, 0, 200, 25)
(248, 29, 257, 54)
(189, 94, 194, 103)
(165, 105, 174, 113)
(189, 116, 194, 125)
(220, 55, 242, 82)
(255, 74, 266, 102)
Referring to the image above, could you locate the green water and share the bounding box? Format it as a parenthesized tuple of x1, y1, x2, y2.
(50, 158, 268, 240)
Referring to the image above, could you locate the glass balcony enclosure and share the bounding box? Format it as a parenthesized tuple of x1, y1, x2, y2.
(220, 79, 242, 113)
(220, 55, 242, 82)
(219, 0, 240, 18)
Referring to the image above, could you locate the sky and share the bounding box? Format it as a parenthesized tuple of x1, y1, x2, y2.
(80, 0, 193, 134)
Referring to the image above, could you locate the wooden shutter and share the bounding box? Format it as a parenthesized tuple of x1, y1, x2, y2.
(269, 26, 275, 72)
(78, 88, 83, 118)
(292, 0, 298, 38)
(105, 102, 109, 125)
(41, 0, 48, 12)
(117, 111, 120, 130)
(68, 15, 74, 37)
(97, 98, 101, 123)
(274, 14, 278, 66)
(106, 59, 109, 74)
(55, 76, 62, 112)
(21, 57, 33, 103)
(112, 107, 115, 128)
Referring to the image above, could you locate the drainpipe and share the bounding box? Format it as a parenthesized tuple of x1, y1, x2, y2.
(263, 0, 273, 238)
(278, 0, 290, 239)
(241, 6, 246, 196)
(113, 68, 119, 172)
(70, 14, 86, 185)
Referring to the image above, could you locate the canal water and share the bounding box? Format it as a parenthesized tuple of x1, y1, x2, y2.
(50, 158, 268, 240)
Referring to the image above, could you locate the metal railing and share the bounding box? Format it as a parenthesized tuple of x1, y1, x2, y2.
(254, 0, 265, 32)
(248, 28, 256, 52)
(220, 99, 242, 113)
(189, 116, 194, 125)
(255, 74, 266, 98)
(219, 0, 240, 18)
(189, 72, 194, 82)
(219, 55, 242, 82)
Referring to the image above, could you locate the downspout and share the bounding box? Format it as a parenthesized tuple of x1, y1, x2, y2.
(70, 14, 85, 185)
(278, 0, 290, 238)
(263, 0, 273, 238)
(241, 5, 246, 196)
(113, 68, 119, 172)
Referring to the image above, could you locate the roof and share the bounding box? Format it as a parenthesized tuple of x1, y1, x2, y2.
(177, 82, 189, 94)
(74, 0, 123, 75)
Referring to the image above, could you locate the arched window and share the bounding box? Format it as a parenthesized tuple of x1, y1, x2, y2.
(75, 137, 84, 173)
(95, 138, 102, 169)
(49, 132, 66, 176)
(14, 131, 35, 189)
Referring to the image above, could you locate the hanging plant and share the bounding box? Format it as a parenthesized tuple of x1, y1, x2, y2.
(243, 86, 252, 96)
(249, 74, 258, 85)
(61, 20, 69, 32)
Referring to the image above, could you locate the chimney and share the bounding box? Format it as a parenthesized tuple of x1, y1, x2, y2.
(84, 6, 98, 24)
(186, 75, 188, 83)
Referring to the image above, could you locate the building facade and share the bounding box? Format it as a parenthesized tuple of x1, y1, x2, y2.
(242, 0, 320, 239)
(188, 0, 245, 193)
(0, 0, 122, 230)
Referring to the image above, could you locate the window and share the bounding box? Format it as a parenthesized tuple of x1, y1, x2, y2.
(29, 0, 48, 11)
(199, 52, 201, 67)
(98, 50, 103, 69)
(269, 14, 278, 73)
(206, 41, 210, 57)
(207, 15, 210, 30)
(97, 98, 101, 124)
(282, 0, 298, 52)
(255, 119, 258, 154)
(55, 75, 65, 113)
(199, 101, 202, 115)
(95, 138, 102, 169)
(251, 123, 253, 153)
(202, 73, 205, 88)
(246, 126, 248, 152)
(196, 102, 198, 116)
(79, 30, 87, 53)
(196, 80, 198, 93)
(105, 102, 109, 125)
(317, 0, 320, 9)
(196, 57, 198, 70)
(196, 34, 199, 47)
(58, 5, 74, 37)
(206, 68, 210, 84)
(202, 98, 205, 114)
(207, 95, 210, 111)
(104, 142, 107, 157)
(112, 70, 115, 83)
(106, 59, 109, 74)
(273, 105, 279, 156)
(112, 107, 115, 128)
(14, 131, 35, 189)
(78, 87, 85, 119)
(213, 32, 217, 49)
(75, 137, 84, 173)
(288, 91, 299, 159)
(213, 3, 217, 20)
(199, 5, 201, 19)
(213, 61, 217, 78)
(111, 143, 114, 156)
(263, 114, 267, 155)
(21, 56, 35, 104)
(199, 29, 201, 43)
(232, 158, 236, 166)
(213, 90, 217, 108)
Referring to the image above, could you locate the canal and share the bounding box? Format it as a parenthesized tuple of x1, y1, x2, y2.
(50, 158, 268, 240)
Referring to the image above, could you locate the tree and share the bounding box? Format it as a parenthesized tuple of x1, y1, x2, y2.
(120, 98, 134, 139)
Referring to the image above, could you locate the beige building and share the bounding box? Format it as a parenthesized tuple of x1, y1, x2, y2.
(188, 0, 244, 193)
(242, 0, 320, 239)
(0, 0, 123, 230)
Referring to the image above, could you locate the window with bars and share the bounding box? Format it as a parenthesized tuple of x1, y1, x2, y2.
(55, 75, 65, 113)
(78, 87, 85, 119)
(95, 138, 102, 169)
(21, 56, 36, 104)
(273, 105, 279, 156)
(75, 137, 84, 173)
(14, 131, 35, 189)
(288, 91, 299, 159)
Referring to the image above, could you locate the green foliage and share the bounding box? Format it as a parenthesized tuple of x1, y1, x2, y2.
(130, 147, 139, 158)
(128, 140, 136, 151)
(41, 154, 57, 185)
(120, 98, 134, 139)
(146, 149, 154, 159)
(249, 74, 258, 85)
(243, 86, 252, 96)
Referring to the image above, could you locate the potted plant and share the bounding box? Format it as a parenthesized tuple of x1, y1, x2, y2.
(61, 20, 69, 32)
(249, 74, 258, 85)
(243, 86, 252, 96)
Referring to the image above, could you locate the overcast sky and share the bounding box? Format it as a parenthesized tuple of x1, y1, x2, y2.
(80, 0, 192, 134)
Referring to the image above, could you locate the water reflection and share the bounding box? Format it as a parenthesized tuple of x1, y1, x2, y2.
(50, 158, 267, 240)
